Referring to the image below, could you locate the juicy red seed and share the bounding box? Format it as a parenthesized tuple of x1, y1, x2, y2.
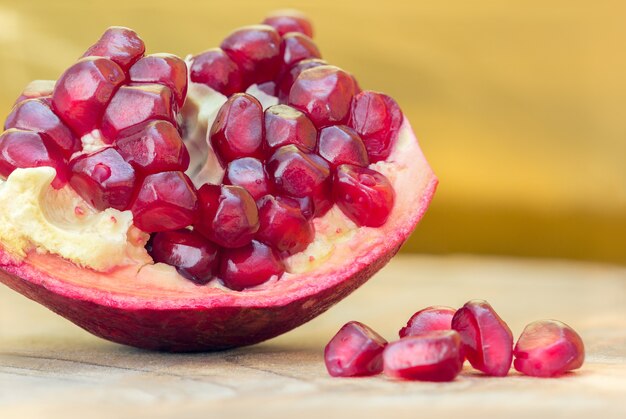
(289, 65, 356, 127)
(256, 81, 276, 96)
(349, 91, 403, 162)
(266, 144, 331, 217)
(317, 125, 369, 168)
(69, 147, 135, 211)
(115, 120, 189, 174)
(52, 57, 125, 136)
(281, 195, 314, 220)
(194, 184, 259, 248)
(101, 84, 178, 143)
(452, 299, 513, 377)
(129, 53, 188, 108)
(209, 93, 264, 164)
(0, 129, 69, 189)
(276, 58, 326, 103)
(130, 171, 198, 233)
(189, 48, 244, 96)
(220, 25, 281, 85)
(333, 164, 394, 227)
(223, 157, 272, 200)
(279, 33, 321, 70)
(264, 104, 317, 152)
(262, 10, 314, 38)
(220, 240, 284, 291)
(14, 80, 55, 105)
(383, 331, 463, 382)
(399, 306, 456, 338)
(513, 320, 585, 377)
(82, 26, 145, 71)
(324, 321, 387, 377)
(256, 195, 314, 255)
(150, 229, 219, 285)
(4, 98, 80, 158)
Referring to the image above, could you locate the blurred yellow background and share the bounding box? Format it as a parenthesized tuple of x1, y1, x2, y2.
(0, 0, 624, 263)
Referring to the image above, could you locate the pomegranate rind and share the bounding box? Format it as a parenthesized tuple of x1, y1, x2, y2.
(0, 121, 437, 351)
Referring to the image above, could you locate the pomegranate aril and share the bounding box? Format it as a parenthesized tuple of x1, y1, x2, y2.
(194, 184, 259, 248)
(283, 195, 314, 220)
(266, 145, 332, 217)
(256, 195, 314, 255)
(349, 91, 403, 162)
(4, 98, 80, 158)
(452, 300, 513, 377)
(256, 81, 276, 97)
(262, 10, 314, 38)
(69, 147, 135, 211)
(82, 26, 145, 71)
(317, 125, 369, 168)
(52, 57, 125, 136)
(324, 321, 387, 377)
(220, 25, 281, 85)
(264, 104, 317, 152)
(279, 33, 321, 70)
(209, 93, 264, 164)
(289, 65, 356, 127)
(0, 129, 69, 189)
(130, 171, 198, 233)
(383, 331, 463, 382)
(277, 58, 326, 103)
(129, 54, 188, 108)
(513, 320, 584, 378)
(333, 165, 394, 227)
(14, 80, 55, 105)
(101, 84, 178, 142)
(399, 306, 456, 338)
(220, 240, 284, 291)
(223, 157, 272, 200)
(115, 120, 189, 175)
(189, 48, 244, 96)
(150, 229, 219, 285)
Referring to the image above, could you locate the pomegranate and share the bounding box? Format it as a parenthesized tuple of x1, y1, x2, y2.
(399, 306, 456, 338)
(0, 13, 437, 351)
(324, 321, 387, 377)
(513, 320, 585, 377)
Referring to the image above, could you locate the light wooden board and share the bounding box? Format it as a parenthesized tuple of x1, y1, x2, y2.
(1, 255, 625, 418)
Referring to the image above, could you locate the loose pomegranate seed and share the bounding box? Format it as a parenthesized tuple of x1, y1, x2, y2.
(289, 65, 356, 127)
(399, 306, 456, 338)
(256, 195, 314, 255)
(276, 58, 326, 103)
(51, 57, 125, 136)
(115, 120, 189, 174)
(129, 53, 188, 108)
(256, 81, 277, 96)
(69, 148, 136, 211)
(223, 157, 272, 200)
(0, 129, 69, 189)
(209, 93, 264, 164)
(264, 104, 317, 152)
(266, 145, 332, 217)
(220, 25, 281, 85)
(333, 165, 394, 227)
(383, 331, 463, 382)
(194, 184, 259, 248)
(513, 320, 585, 377)
(452, 300, 513, 377)
(317, 125, 369, 168)
(220, 240, 284, 291)
(14, 80, 55, 105)
(262, 10, 314, 38)
(101, 84, 178, 142)
(150, 229, 219, 285)
(4, 98, 80, 158)
(189, 48, 244, 96)
(349, 91, 403, 162)
(130, 171, 198, 233)
(82, 26, 145, 71)
(279, 33, 321, 70)
(324, 321, 387, 377)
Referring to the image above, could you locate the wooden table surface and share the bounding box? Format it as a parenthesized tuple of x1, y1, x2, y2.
(1, 255, 625, 418)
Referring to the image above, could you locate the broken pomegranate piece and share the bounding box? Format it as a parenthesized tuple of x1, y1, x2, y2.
(383, 331, 463, 382)
(399, 306, 456, 338)
(325, 321, 387, 377)
(513, 320, 585, 377)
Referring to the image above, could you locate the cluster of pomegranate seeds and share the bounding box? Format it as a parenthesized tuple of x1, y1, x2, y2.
(325, 300, 584, 381)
